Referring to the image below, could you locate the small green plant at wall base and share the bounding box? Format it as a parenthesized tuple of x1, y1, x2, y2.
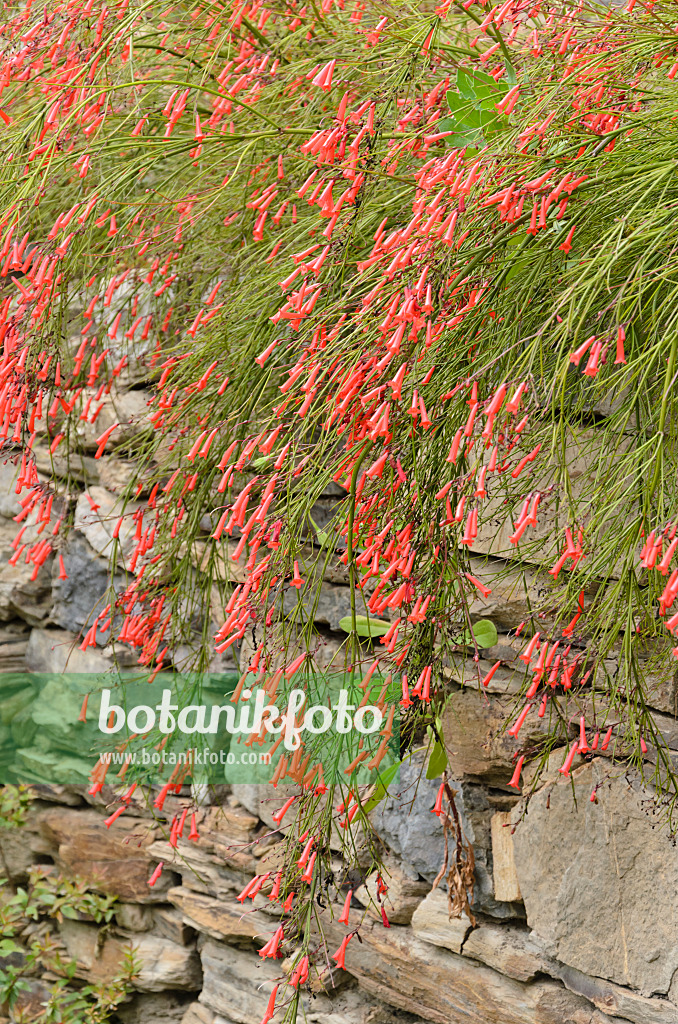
(0, 861, 137, 1023)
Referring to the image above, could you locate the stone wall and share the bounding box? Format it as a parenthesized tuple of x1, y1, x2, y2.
(1, 405, 678, 1024)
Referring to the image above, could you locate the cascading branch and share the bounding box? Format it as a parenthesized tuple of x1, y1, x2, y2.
(3, 0, 678, 1013)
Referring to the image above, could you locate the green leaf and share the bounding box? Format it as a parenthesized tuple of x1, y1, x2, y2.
(338, 614, 391, 637)
(426, 740, 448, 779)
(455, 619, 498, 648)
(446, 91, 471, 115)
(470, 619, 498, 648)
(363, 759, 401, 812)
(468, 68, 502, 90)
(456, 69, 476, 100)
(477, 108, 505, 135)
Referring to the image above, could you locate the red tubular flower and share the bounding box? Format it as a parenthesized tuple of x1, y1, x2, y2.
(104, 806, 126, 828)
(269, 872, 282, 901)
(147, 862, 164, 887)
(431, 781, 445, 817)
(506, 382, 526, 415)
(507, 755, 525, 790)
(601, 726, 614, 751)
(188, 813, 199, 841)
(338, 889, 353, 925)
(297, 837, 315, 867)
(289, 560, 305, 588)
(481, 661, 501, 687)
(508, 703, 532, 738)
(446, 427, 464, 464)
(290, 955, 309, 989)
(569, 335, 595, 366)
(260, 985, 279, 1024)
(285, 652, 307, 678)
(272, 795, 296, 824)
(460, 508, 478, 546)
(300, 850, 317, 883)
(153, 782, 172, 810)
(614, 326, 627, 365)
(578, 715, 589, 753)
(332, 933, 352, 969)
(381, 906, 390, 928)
(559, 223, 577, 253)
(78, 694, 89, 723)
(258, 925, 284, 960)
(559, 741, 579, 778)
(236, 876, 260, 903)
(519, 633, 541, 663)
(465, 572, 491, 598)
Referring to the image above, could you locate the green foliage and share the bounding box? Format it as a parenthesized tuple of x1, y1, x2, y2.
(338, 615, 392, 637)
(426, 739, 449, 779)
(0, 857, 134, 1023)
(0, 786, 30, 831)
(456, 619, 498, 649)
(439, 69, 509, 146)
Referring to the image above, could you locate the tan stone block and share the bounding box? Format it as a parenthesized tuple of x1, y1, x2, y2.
(491, 811, 521, 902)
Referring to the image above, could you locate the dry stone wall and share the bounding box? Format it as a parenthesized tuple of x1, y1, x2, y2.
(0, 393, 677, 1024)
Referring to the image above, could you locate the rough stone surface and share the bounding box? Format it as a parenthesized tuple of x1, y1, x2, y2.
(73, 486, 138, 561)
(37, 807, 172, 902)
(462, 924, 551, 983)
(550, 960, 678, 1024)
(355, 856, 430, 925)
(73, 388, 151, 451)
(25, 626, 117, 674)
(181, 1004, 218, 1024)
(116, 903, 155, 933)
(410, 888, 471, 952)
(0, 457, 22, 518)
(0, 412, 674, 1024)
(117, 991, 197, 1024)
(323, 912, 619, 1024)
(199, 939, 280, 1024)
(0, 519, 53, 624)
(59, 918, 202, 991)
(441, 687, 548, 785)
(491, 811, 522, 902)
(369, 755, 457, 882)
(167, 887, 270, 944)
(282, 580, 354, 631)
(512, 759, 678, 996)
(51, 532, 126, 636)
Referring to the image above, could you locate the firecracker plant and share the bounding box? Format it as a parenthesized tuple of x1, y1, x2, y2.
(2, 0, 678, 1016)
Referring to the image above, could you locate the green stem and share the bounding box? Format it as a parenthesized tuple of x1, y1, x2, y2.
(347, 444, 372, 664)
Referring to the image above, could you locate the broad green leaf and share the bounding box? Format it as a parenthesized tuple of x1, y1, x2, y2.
(456, 69, 476, 100)
(445, 91, 464, 113)
(426, 740, 448, 779)
(338, 614, 391, 637)
(470, 619, 498, 648)
(468, 68, 502, 90)
(455, 618, 498, 648)
(478, 109, 503, 134)
(363, 759, 401, 812)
